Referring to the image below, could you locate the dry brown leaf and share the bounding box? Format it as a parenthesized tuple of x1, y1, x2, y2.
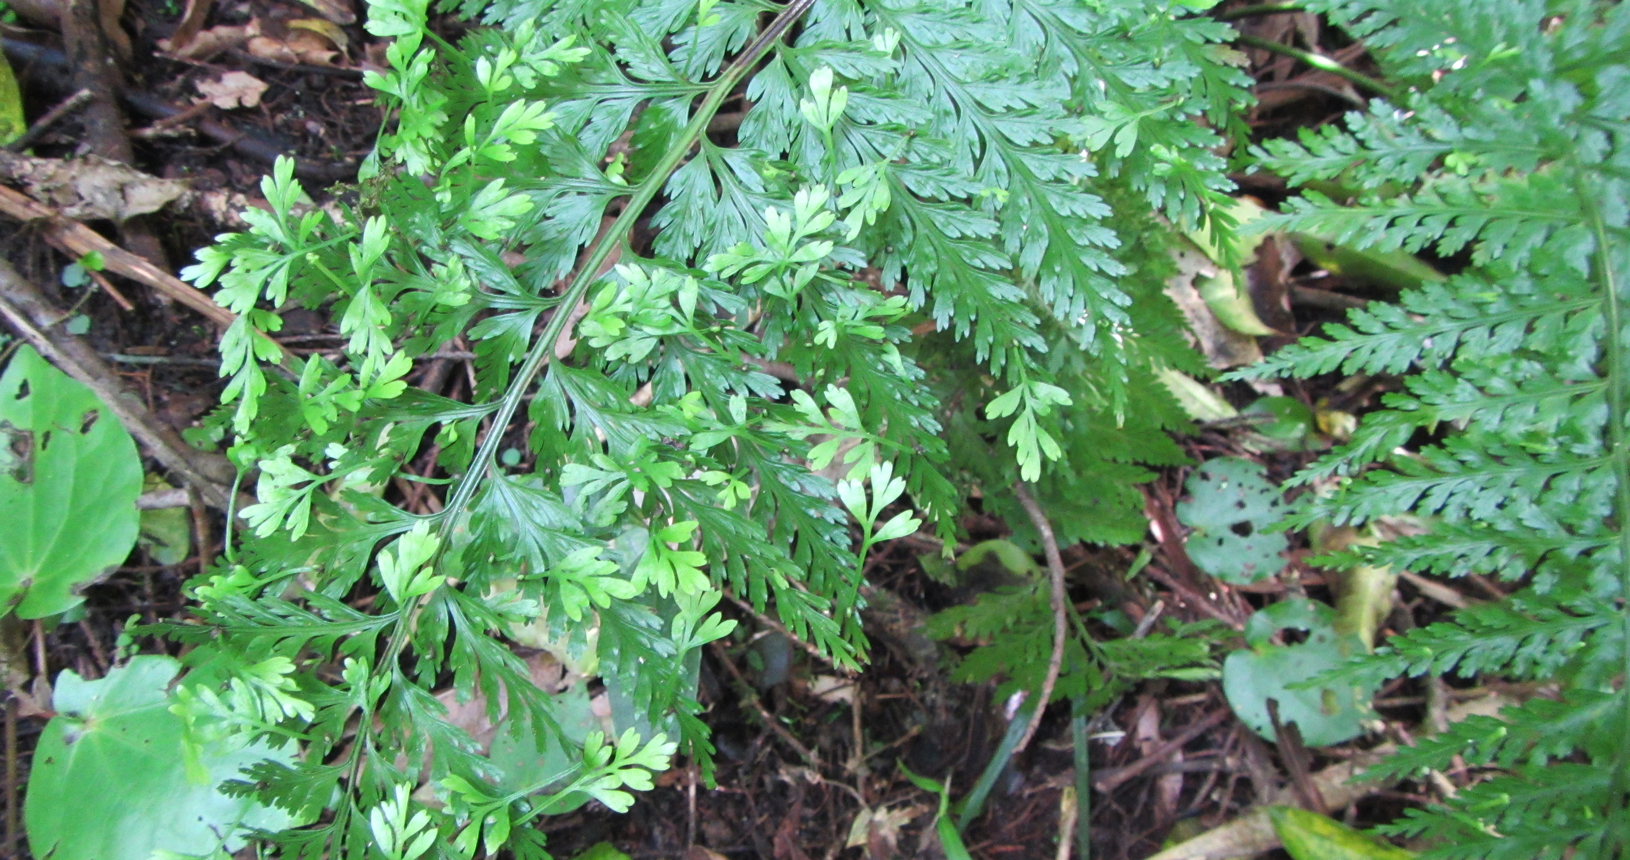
(288, 16, 348, 51)
(247, 30, 338, 66)
(808, 674, 856, 705)
(293, 0, 355, 25)
(0, 153, 186, 221)
(685, 849, 728, 860)
(160, 21, 257, 59)
(196, 70, 268, 109)
(188, 188, 255, 229)
(432, 651, 566, 753)
(845, 804, 926, 858)
(162, 0, 215, 57)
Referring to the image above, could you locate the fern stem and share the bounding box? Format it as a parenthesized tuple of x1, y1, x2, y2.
(1582, 170, 1630, 858)
(339, 2, 818, 839)
(1234, 34, 1399, 102)
(1218, 2, 1302, 20)
(1011, 481, 1068, 755)
(433, 0, 814, 545)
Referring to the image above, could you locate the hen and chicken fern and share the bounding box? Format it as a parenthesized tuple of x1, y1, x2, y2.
(162, 0, 1246, 856)
(1240, 1, 1630, 856)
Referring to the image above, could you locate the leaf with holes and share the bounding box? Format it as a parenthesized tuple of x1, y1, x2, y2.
(1223, 599, 1374, 747)
(1176, 457, 1286, 584)
(0, 346, 142, 618)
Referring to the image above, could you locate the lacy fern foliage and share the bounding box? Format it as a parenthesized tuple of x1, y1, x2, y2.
(1243, 2, 1630, 856)
(166, 0, 1247, 856)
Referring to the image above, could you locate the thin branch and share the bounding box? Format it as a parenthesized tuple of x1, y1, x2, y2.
(1236, 34, 1399, 101)
(0, 259, 238, 509)
(1011, 481, 1069, 755)
(6, 88, 94, 152)
(707, 641, 819, 769)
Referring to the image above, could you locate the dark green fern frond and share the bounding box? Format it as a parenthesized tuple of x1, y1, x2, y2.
(1248, 0, 1630, 855)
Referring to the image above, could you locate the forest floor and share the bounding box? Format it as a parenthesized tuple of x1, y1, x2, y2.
(0, 1, 1489, 858)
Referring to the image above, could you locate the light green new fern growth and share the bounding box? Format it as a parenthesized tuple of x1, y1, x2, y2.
(155, 0, 1248, 856)
(1240, 1, 1630, 856)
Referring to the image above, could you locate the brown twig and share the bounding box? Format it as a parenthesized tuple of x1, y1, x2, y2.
(0, 258, 238, 509)
(1011, 481, 1068, 755)
(60, 0, 168, 269)
(0, 184, 233, 326)
(1267, 699, 1327, 811)
(5, 87, 94, 152)
(84, 268, 134, 311)
(0, 39, 357, 182)
(1092, 707, 1232, 793)
(706, 641, 819, 768)
(724, 592, 842, 669)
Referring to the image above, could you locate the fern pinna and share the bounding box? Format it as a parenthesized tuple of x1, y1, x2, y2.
(164, 0, 1246, 856)
(1240, 1, 1630, 856)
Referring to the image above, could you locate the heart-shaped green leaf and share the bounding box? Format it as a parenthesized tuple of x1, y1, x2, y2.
(1, 346, 142, 618)
(1222, 600, 1375, 747)
(25, 655, 297, 860)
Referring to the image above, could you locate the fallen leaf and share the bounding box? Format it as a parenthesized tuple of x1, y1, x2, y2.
(0, 153, 187, 221)
(1166, 235, 1263, 369)
(160, 22, 256, 59)
(845, 804, 925, 858)
(196, 71, 268, 109)
(246, 30, 339, 66)
(162, 0, 215, 57)
(289, 17, 348, 51)
(685, 849, 728, 860)
(294, 0, 355, 24)
(808, 674, 856, 705)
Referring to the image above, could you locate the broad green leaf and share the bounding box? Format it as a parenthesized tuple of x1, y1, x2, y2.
(1268, 806, 1415, 860)
(0, 51, 24, 145)
(0, 346, 142, 618)
(1222, 599, 1374, 747)
(490, 683, 597, 796)
(1195, 272, 1276, 336)
(1176, 457, 1286, 584)
(1156, 368, 1238, 423)
(1242, 396, 1314, 443)
(25, 656, 297, 860)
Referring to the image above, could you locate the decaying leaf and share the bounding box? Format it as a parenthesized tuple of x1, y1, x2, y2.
(247, 29, 341, 66)
(160, 0, 215, 58)
(160, 22, 256, 59)
(293, 0, 355, 24)
(1166, 235, 1264, 369)
(195, 70, 269, 109)
(0, 153, 186, 221)
(289, 17, 349, 51)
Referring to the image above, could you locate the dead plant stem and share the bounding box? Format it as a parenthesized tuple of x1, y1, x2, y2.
(1011, 481, 1068, 755)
